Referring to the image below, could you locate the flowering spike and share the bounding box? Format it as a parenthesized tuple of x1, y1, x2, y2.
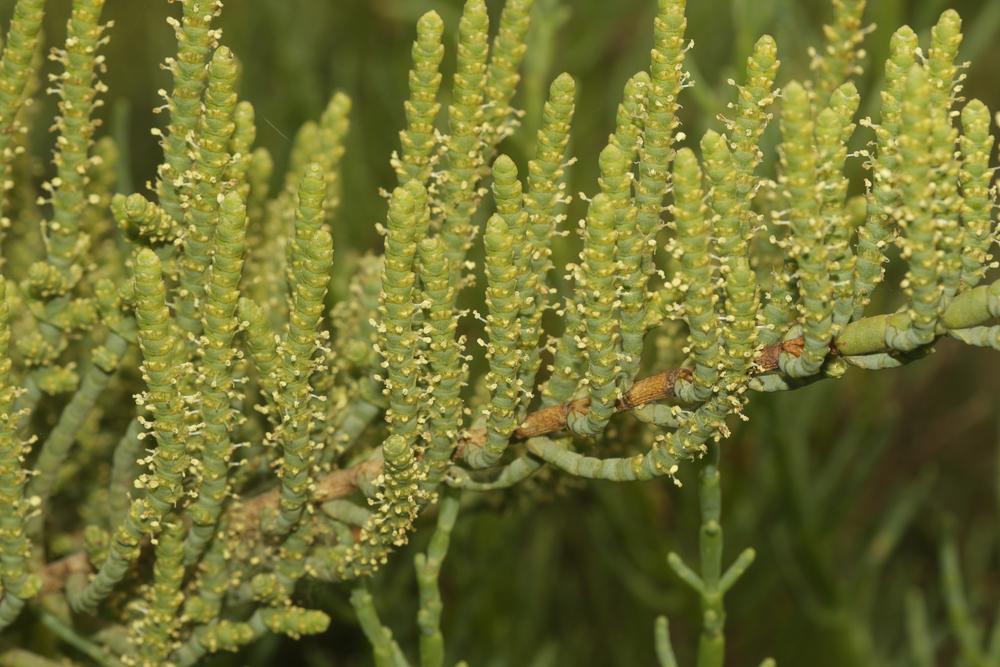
(183, 190, 249, 561)
(176, 45, 239, 337)
(958, 100, 996, 288)
(0, 276, 40, 630)
(397, 11, 445, 185)
(156, 0, 218, 223)
(484, 0, 533, 145)
(568, 193, 619, 436)
(853, 25, 918, 318)
(417, 237, 465, 486)
(777, 81, 834, 378)
(815, 82, 860, 330)
(811, 0, 868, 101)
(467, 214, 521, 467)
(671, 147, 722, 399)
(439, 0, 490, 284)
(886, 65, 944, 351)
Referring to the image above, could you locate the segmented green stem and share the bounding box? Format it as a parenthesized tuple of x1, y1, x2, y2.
(271, 166, 333, 537)
(176, 46, 238, 337)
(700, 130, 755, 389)
(173, 606, 329, 667)
(631, 0, 688, 362)
(958, 100, 996, 289)
(133, 515, 185, 665)
(927, 10, 965, 308)
(112, 193, 182, 246)
(417, 238, 465, 487)
(655, 616, 680, 667)
(337, 434, 428, 579)
(671, 148, 722, 400)
(182, 519, 233, 624)
(378, 182, 429, 448)
(0, 0, 45, 132)
(350, 585, 410, 667)
(107, 418, 143, 529)
(666, 444, 755, 667)
(0, 277, 39, 630)
(719, 36, 778, 359)
(0, 0, 46, 240)
(926, 10, 963, 113)
(46, 0, 108, 287)
(316, 92, 352, 218)
(815, 83, 860, 330)
(183, 190, 248, 561)
(467, 215, 521, 467)
(887, 65, 941, 351)
(415, 492, 460, 667)
(853, 26, 917, 318)
(439, 0, 490, 285)
(811, 0, 867, 101)
(156, 0, 217, 224)
(25, 330, 128, 525)
(529, 73, 578, 407)
(395, 11, 445, 185)
(778, 82, 834, 377)
(568, 194, 618, 436)
(484, 0, 533, 146)
(492, 154, 537, 417)
(225, 100, 256, 196)
(69, 250, 189, 613)
(612, 72, 649, 385)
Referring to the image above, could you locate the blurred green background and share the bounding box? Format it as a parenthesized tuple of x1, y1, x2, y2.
(4, 0, 1000, 664)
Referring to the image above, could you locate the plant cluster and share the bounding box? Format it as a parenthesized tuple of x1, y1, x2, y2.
(0, 0, 997, 665)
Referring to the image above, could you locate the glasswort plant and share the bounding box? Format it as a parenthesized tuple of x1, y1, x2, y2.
(0, 0, 997, 665)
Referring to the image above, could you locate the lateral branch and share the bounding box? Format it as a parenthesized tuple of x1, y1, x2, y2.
(39, 277, 1000, 594)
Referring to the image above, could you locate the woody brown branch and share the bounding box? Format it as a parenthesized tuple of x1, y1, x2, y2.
(472, 336, 802, 446)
